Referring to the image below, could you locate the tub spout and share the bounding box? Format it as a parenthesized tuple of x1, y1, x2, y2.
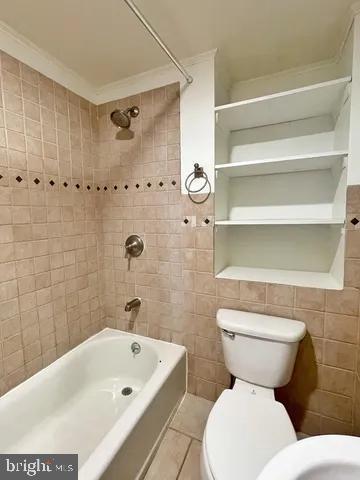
(125, 297, 141, 312)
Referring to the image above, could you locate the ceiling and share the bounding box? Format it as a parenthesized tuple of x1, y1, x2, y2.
(0, 0, 355, 88)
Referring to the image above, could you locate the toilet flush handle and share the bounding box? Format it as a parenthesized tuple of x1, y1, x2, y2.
(222, 329, 235, 340)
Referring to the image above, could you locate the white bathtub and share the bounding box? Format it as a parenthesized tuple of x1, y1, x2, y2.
(0, 328, 187, 480)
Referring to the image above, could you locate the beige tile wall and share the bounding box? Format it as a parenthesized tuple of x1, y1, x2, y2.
(0, 50, 359, 437)
(97, 83, 360, 436)
(0, 51, 103, 395)
(181, 190, 360, 436)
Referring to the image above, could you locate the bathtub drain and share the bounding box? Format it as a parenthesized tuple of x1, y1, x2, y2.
(122, 387, 133, 396)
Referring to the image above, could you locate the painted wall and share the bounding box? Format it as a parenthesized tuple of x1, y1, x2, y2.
(348, 15, 360, 186)
(230, 61, 349, 104)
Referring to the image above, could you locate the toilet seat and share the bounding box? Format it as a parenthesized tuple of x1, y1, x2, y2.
(203, 389, 297, 480)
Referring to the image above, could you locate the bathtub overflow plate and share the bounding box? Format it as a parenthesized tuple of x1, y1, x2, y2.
(122, 387, 133, 396)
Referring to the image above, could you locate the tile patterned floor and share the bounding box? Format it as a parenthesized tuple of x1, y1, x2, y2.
(145, 393, 214, 480)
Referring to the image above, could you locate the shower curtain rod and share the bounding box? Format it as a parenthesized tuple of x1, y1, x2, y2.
(123, 0, 194, 84)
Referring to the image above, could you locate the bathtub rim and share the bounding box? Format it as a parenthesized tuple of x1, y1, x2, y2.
(0, 328, 185, 406)
(0, 328, 187, 480)
(79, 329, 187, 479)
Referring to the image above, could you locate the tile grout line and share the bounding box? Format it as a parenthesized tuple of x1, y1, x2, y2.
(169, 425, 204, 443)
(176, 436, 193, 480)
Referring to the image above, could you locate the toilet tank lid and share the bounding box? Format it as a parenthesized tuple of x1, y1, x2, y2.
(217, 309, 306, 343)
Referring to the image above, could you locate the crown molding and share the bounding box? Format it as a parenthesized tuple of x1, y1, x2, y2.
(230, 57, 339, 92)
(0, 19, 215, 105)
(93, 49, 217, 105)
(231, 2, 360, 96)
(0, 1, 358, 106)
(0, 21, 96, 102)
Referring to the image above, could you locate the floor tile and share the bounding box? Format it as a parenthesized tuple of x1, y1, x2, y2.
(178, 439, 202, 480)
(144, 428, 191, 480)
(171, 393, 214, 441)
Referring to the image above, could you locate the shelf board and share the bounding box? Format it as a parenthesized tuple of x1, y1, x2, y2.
(215, 151, 348, 178)
(215, 218, 344, 226)
(215, 77, 351, 131)
(216, 266, 342, 290)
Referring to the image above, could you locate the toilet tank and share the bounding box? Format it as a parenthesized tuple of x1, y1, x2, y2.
(217, 309, 306, 388)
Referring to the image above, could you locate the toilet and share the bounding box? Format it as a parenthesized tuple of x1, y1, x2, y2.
(201, 308, 306, 480)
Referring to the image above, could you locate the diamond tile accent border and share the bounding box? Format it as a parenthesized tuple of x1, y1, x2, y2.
(7, 175, 182, 196)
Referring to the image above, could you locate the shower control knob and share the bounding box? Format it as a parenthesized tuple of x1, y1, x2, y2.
(124, 235, 144, 258)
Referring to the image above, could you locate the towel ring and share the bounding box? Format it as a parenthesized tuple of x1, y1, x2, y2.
(185, 163, 211, 204)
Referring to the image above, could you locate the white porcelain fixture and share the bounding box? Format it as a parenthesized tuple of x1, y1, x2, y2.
(200, 309, 306, 480)
(257, 435, 360, 480)
(0, 328, 186, 480)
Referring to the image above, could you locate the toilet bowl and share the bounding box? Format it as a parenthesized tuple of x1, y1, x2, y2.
(200, 309, 306, 480)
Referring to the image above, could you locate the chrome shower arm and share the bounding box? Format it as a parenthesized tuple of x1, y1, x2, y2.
(123, 0, 193, 85)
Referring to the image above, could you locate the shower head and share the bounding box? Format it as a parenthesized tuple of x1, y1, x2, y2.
(110, 106, 140, 129)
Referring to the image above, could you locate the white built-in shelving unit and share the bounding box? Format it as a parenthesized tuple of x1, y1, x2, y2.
(215, 77, 351, 131)
(214, 76, 352, 289)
